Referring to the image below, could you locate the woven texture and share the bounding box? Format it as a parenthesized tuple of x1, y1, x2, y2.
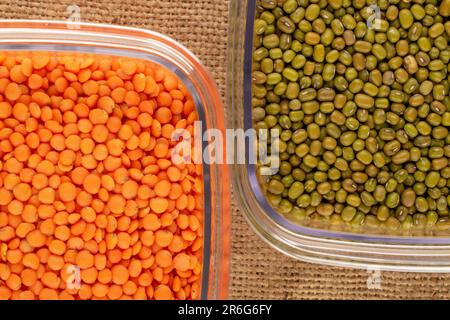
(3, 0, 450, 300)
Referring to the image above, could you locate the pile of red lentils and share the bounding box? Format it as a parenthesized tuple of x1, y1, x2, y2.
(0, 52, 204, 300)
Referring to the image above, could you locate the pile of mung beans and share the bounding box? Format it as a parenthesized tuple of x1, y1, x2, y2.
(252, 0, 450, 235)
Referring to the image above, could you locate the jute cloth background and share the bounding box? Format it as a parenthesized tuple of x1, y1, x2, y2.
(2, 0, 450, 299)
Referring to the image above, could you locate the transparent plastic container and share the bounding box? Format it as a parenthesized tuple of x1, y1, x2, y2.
(228, 1, 450, 272)
(0, 20, 230, 299)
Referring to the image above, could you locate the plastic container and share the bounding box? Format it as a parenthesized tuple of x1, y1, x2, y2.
(0, 20, 230, 299)
(228, 0, 450, 272)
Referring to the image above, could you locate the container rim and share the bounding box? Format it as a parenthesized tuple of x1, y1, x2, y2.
(0, 19, 231, 297)
(242, 0, 450, 246)
(228, 0, 450, 272)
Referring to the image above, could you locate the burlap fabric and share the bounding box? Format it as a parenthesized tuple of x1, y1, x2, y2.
(2, 0, 450, 299)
